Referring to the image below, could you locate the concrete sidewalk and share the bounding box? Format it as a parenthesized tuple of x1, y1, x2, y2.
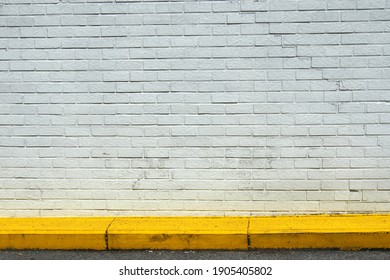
(1, 215, 390, 250)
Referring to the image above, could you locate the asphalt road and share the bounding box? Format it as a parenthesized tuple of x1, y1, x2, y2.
(1, 249, 390, 260)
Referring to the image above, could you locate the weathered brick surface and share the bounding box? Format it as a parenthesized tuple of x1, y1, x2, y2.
(0, 0, 389, 216)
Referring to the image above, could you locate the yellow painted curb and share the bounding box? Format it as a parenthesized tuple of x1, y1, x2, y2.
(107, 217, 249, 250)
(0, 217, 113, 250)
(250, 215, 390, 249)
(0, 215, 389, 250)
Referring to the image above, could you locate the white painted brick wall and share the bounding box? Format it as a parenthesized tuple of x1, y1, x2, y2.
(0, 0, 389, 217)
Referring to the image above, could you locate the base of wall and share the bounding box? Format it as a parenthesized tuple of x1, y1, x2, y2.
(0, 215, 389, 250)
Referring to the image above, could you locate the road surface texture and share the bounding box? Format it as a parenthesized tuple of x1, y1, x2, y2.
(0, 250, 390, 260)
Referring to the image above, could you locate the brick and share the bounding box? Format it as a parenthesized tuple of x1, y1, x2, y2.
(184, 2, 212, 13)
(284, 34, 340, 46)
(268, 70, 295, 80)
(213, 2, 239, 12)
(213, 25, 240, 36)
(269, 0, 298, 11)
(298, 0, 327, 10)
(342, 11, 370, 21)
(198, 14, 226, 24)
(20, 27, 47, 38)
(280, 126, 307, 136)
(367, 125, 390, 135)
(279, 148, 307, 158)
(0, 5, 19, 16)
(100, 4, 129, 14)
(371, 10, 390, 21)
(47, 27, 73, 38)
(61, 15, 87, 26)
(156, 3, 183, 13)
(87, 15, 115, 26)
(241, 24, 269, 35)
(184, 25, 211, 36)
(357, 0, 385, 9)
(143, 14, 170, 25)
(6, 16, 34, 27)
(226, 127, 252, 136)
(102, 49, 129, 60)
(73, 5, 101, 15)
(225, 104, 252, 114)
(241, 1, 268, 11)
(33, 15, 62, 26)
(327, 0, 356, 10)
(170, 14, 199, 25)
(127, 3, 156, 14)
(307, 190, 334, 201)
(7, 39, 34, 50)
(46, 4, 73, 15)
(312, 57, 339, 68)
(284, 58, 311, 69)
(227, 13, 255, 24)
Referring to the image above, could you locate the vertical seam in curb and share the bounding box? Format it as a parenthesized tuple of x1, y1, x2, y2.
(247, 218, 251, 250)
(105, 218, 116, 250)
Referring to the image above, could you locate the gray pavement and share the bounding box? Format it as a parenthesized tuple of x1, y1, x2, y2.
(1, 249, 390, 260)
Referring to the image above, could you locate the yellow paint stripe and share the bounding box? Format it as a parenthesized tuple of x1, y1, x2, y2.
(0, 218, 113, 250)
(107, 217, 249, 250)
(0, 215, 389, 250)
(250, 214, 390, 233)
(249, 214, 390, 249)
